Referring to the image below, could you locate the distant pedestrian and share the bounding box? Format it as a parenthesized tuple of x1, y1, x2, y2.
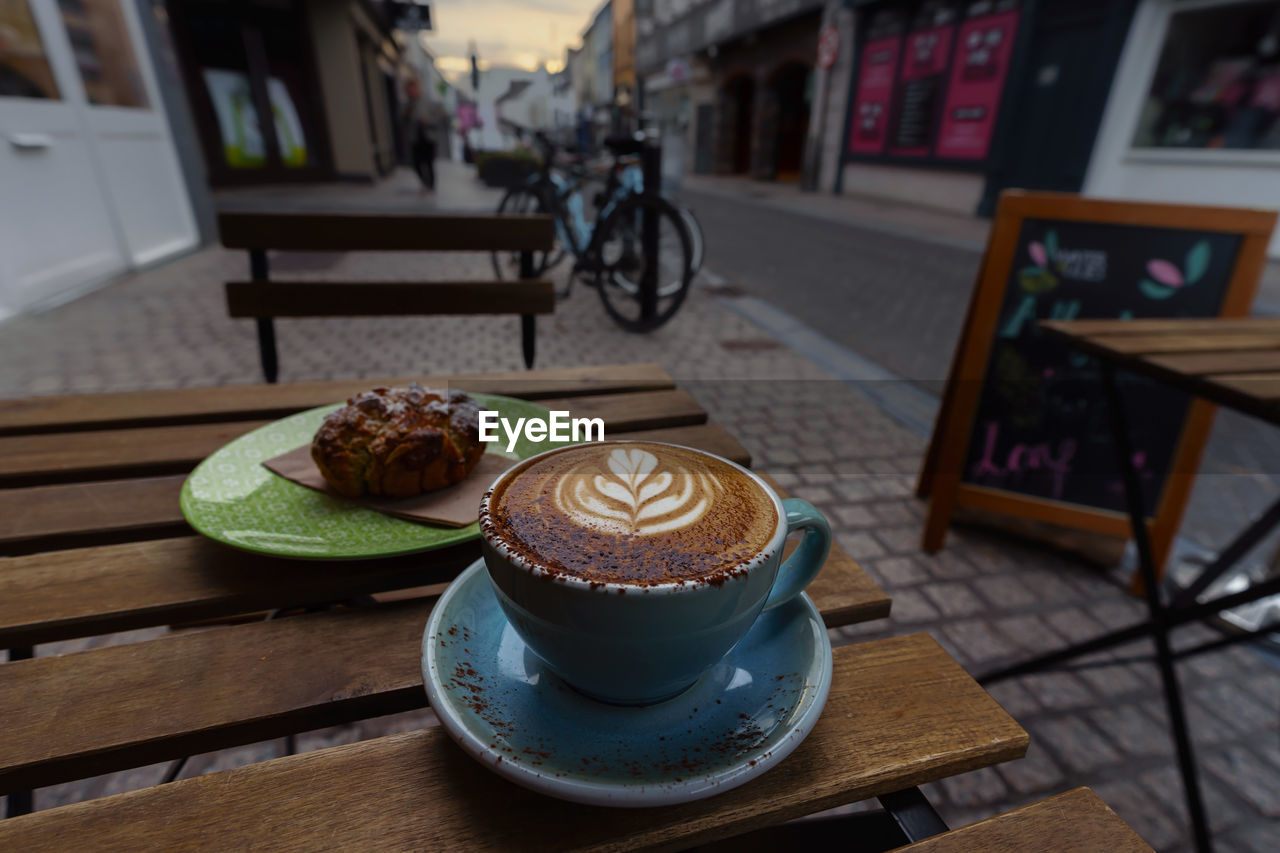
(577, 104, 594, 155)
(413, 118, 438, 190)
(404, 78, 445, 191)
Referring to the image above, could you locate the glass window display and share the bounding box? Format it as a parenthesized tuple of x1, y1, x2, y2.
(1133, 0, 1280, 151)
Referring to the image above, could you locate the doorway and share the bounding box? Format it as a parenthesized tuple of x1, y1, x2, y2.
(770, 62, 812, 181)
(718, 75, 755, 174)
(980, 0, 1136, 212)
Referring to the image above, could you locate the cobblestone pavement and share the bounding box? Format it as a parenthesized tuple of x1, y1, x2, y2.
(2, 165, 1277, 851)
(681, 179, 1280, 599)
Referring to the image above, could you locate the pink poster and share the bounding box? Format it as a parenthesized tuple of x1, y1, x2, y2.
(934, 8, 1020, 160)
(457, 103, 479, 131)
(848, 36, 902, 155)
(887, 23, 956, 157)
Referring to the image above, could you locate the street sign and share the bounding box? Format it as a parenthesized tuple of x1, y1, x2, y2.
(387, 1, 432, 32)
(817, 24, 840, 70)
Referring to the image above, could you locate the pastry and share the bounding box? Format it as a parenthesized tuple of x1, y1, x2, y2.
(311, 384, 484, 498)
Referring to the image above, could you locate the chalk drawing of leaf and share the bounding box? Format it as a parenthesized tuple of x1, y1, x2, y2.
(1018, 267, 1058, 294)
(1185, 240, 1211, 285)
(1138, 278, 1176, 300)
(1045, 229, 1058, 261)
(1147, 259, 1184, 287)
(1028, 241, 1047, 268)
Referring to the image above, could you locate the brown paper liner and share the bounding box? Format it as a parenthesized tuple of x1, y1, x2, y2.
(263, 445, 516, 528)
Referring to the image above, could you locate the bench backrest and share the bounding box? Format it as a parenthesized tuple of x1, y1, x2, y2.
(218, 211, 555, 254)
(216, 210, 557, 380)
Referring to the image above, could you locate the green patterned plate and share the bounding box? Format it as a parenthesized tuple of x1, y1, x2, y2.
(180, 393, 569, 559)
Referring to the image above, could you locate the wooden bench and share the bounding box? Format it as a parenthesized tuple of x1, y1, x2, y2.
(218, 211, 557, 382)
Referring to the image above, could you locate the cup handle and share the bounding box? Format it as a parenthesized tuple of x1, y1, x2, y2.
(762, 498, 832, 612)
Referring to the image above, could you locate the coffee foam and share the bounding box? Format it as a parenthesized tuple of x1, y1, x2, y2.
(484, 442, 778, 585)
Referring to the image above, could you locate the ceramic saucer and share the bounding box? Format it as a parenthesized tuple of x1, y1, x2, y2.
(421, 560, 833, 807)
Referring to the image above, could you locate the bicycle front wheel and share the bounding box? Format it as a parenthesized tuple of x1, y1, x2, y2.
(490, 184, 568, 281)
(594, 195, 694, 333)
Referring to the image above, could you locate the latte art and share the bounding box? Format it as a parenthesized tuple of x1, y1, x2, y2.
(483, 442, 779, 584)
(555, 448, 722, 536)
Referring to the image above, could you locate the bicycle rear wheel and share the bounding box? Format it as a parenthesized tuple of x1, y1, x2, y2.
(490, 184, 568, 281)
(594, 195, 694, 333)
(677, 205, 704, 275)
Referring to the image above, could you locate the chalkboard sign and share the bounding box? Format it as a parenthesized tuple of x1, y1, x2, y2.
(919, 192, 1276, 571)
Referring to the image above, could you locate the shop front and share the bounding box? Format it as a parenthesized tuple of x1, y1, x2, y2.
(642, 56, 712, 183)
(706, 10, 822, 181)
(165, 0, 402, 187)
(839, 0, 1136, 215)
(634, 0, 826, 182)
(1084, 0, 1280, 256)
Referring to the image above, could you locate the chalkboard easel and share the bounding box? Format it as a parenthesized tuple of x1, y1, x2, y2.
(918, 191, 1277, 577)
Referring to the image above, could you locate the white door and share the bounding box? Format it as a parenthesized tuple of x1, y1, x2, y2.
(0, 0, 196, 319)
(0, 0, 125, 318)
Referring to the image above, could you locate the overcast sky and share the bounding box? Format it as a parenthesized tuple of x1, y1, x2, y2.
(423, 0, 605, 77)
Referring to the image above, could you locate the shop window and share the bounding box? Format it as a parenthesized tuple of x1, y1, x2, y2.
(1133, 0, 1280, 151)
(180, 0, 317, 172)
(57, 0, 149, 107)
(0, 0, 60, 99)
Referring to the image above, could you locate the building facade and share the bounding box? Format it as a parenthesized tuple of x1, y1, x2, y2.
(836, 0, 1137, 215)
(592, 1, 614, 108)
(1082, 0, 1280, 256)
(613, 0, 636, 114)
(635, 0, 826, 182)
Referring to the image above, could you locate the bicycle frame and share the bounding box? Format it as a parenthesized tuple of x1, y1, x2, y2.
(522, 160, 643, 262)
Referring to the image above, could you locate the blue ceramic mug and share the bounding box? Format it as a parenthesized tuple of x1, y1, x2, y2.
(479, 442, 831, 706)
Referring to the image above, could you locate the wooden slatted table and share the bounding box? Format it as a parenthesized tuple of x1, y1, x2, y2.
(0, 364, 1030, 849)
(997, 318, 1280, 853)
(1042, 317, 1280, 423)
(894, 788, 1153, 852)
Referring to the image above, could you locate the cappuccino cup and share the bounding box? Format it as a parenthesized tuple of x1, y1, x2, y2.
(479, 440, 831, 705)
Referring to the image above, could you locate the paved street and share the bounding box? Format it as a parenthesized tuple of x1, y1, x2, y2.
(679, 182, 978, 388)
(679, 179, 1280, 573)
(2, 162, 1277, 850)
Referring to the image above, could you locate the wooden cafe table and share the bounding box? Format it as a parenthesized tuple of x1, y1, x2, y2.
(988, 318, 1280, 853)
(0, 364, 1030, 849)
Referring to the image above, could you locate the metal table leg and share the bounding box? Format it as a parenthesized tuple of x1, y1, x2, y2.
(1100, 363, 1212, 853)
(979, 569, 1280, 686)
(878, 786, 949, 843)
(5, 646, 33, 818)
(1170, 494, 1280, 609)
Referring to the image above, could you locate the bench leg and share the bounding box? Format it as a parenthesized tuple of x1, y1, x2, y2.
(256, 318, 279, 384)
(518, 248, 537, 370)
(521, 315, 536, 369)
(249, 249, 279, 384)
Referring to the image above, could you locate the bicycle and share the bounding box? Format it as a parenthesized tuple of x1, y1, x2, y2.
(491, 129, 699, 332)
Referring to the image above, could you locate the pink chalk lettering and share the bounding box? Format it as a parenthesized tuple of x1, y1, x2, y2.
(970, 421, 1077, 498)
